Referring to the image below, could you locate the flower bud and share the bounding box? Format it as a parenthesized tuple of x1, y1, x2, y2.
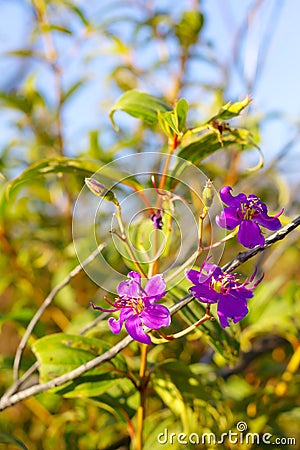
(85, 178, 119, 205)
(202, 180, 214, 207)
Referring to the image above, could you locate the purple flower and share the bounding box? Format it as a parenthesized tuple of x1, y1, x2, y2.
(186, 260, 262, 328)
(91, 271, 170, 344)
(151, 209, 164, 230)
(216, 186, 283, 248)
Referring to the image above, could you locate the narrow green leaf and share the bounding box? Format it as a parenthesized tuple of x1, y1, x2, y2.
(157, 98, 189, 138)
(0, 157, 143, 215)
(176, 127, 254, 164)
(63, 1, 90, 26)
(0, 430, 28, 450)
(62, 80, 85, 104)
(109, 89, 171, 130)
(48, 24, 73, 35)
(157, 110, 179, 138)
(175, 98, 189, 132)
(209, 97, 251, 122)
(32, 333, 128, 397)
(152, 375, 189, 427)
(6, 49, 40, 58)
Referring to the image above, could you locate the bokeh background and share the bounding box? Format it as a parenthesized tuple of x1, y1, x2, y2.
(0, 1, 299, 449)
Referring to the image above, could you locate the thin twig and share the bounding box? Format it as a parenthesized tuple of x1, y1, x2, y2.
(4, 306, 108, 400)
(79, 312, 109, 335)
(12, 243, 106, 381)
(0, 335, 133, 411)
(1, 217, 299, 411)
(1, 362, 40, 403)
(222, 215, 300, 273)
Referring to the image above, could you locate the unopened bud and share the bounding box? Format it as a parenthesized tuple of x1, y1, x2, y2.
(202, 180, 214, 207)
(85, 178, 119, 205)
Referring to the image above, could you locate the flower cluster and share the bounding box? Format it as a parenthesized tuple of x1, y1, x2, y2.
(216, 186, 283, 248)
(186, 260, 263, 328)
(91, 185, 283, 342)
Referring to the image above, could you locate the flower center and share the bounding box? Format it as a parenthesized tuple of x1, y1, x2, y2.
(241, 197, 263, 220)
(115, 296, 145, 314)
(210, 273, 236, 295)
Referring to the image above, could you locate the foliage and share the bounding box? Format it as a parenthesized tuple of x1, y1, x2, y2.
(0, 1, 299, 450)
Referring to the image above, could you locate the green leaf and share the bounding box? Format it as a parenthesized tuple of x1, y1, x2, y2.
(178, 127, 253, 162)
(32, 333, 128, 397)
(209, 97, 251, 122)
(0, 157, 143, 215)
(152, 373, 190, 432)
(178, 300, 240, 363)
(175, 98, 189, 132)
(0, 430, 28, 450)
(0, 91, 32, 114)
(62, 80, 85, 104)
(109, 89, 171, 130)
(62, 1, 90, 26)
(175, 10, 204, 49)
(166, 128, 254, 189)
(6, 49, 40, 59)
(158, 98, 189, 138)
(48, 24, 73, 35)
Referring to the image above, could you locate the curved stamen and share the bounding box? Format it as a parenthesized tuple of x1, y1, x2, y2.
(90, 301, 118, 313)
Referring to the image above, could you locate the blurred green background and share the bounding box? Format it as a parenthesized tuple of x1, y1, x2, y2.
(0, 1, 299, 449)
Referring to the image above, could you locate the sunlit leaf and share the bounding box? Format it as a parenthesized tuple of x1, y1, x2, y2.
(0, 157, 143, 214)
(209, 97, 251, 122)
(32, 333, 128, 397)
(109, 90, 171, 130)
(176, 98, 189, 132)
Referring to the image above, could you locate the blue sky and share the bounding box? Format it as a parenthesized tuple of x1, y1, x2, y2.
(0, 0, 299, 181)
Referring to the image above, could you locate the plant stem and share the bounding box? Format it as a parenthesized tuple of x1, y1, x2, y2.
(114, 205, 148, 278)
(151, 306, 213, 343)
(135, 343, 148, 450)
(152, 136, 179, 274)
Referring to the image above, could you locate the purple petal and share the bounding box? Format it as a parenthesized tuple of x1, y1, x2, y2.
(230, 288, 254, 301)
(185, 269, 200, 285)
(217, 294, 248, 328)
(219, 186, 247, 207)
(108, 308, 133, 334)
(144, 274, 166, 301)
(238, 220, 265, 248)
(125, 314, 151, 344)
(117, 272, 141, 298)
(254, 210, 282, 231)
(140, 304, 171, 329)
(200, 262, 222, 282)
(216, 207, 241, 230)
(189, 285, 218, 303)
